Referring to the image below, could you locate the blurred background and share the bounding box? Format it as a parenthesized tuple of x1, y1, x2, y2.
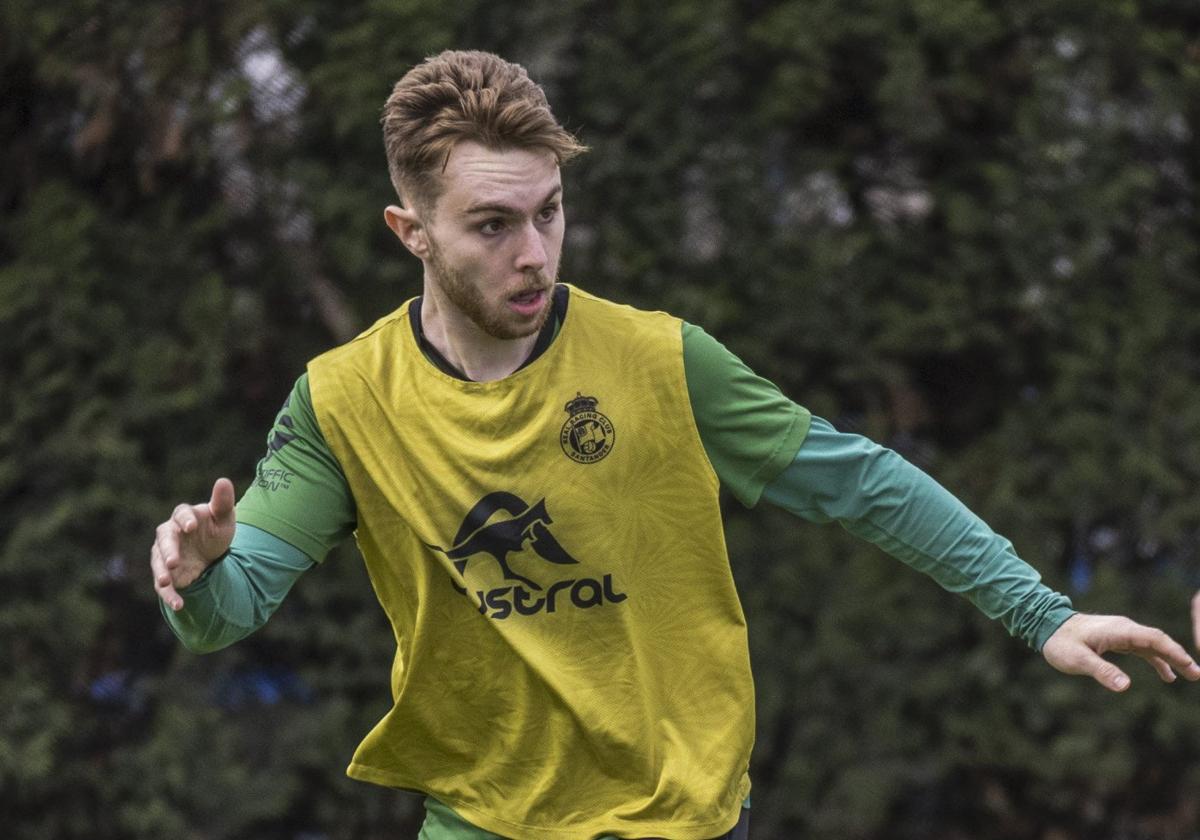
(3, 1, 1200, 837)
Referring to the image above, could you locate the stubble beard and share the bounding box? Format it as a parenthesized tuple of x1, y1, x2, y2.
(427, 241, 555, 341)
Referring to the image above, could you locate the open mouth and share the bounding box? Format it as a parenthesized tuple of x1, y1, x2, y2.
(508, 287, 547, 315)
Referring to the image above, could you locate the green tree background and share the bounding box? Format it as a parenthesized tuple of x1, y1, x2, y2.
(3, 1, 1200, 837)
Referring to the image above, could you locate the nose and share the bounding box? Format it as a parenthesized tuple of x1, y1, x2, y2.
(513, 221, 547, 273)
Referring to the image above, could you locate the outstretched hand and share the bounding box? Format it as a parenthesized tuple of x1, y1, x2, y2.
(150, 478, 237, 612)
(1042, 613, 1200, 692)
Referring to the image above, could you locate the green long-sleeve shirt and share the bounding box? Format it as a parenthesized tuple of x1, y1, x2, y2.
(163, 320, 1073, 652)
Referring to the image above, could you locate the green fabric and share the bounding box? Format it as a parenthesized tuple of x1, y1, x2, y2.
(418, 796, 750, 840)
(761, 417, 1075, 651)
(418, 797, 504, 840)
(236, 377, 356, 561)
(160, 523, 313, 652)
(681, 323, 811, 507)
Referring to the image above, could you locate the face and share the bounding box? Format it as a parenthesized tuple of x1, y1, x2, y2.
(418, 141, 565, 340)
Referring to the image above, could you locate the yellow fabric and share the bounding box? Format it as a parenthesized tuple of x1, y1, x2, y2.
(308, 285, 752, 840)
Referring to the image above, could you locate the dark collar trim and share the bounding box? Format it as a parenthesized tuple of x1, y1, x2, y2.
(408, 284, 569, 382)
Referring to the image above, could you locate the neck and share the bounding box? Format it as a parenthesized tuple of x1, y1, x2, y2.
(419, 283, 540, 383)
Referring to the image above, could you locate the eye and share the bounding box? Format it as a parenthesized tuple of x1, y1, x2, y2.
(536, 204, 559, 223)
(479, 219, 506, 236)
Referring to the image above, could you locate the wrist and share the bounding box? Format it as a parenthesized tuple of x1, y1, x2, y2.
(178, 553, 227, 594)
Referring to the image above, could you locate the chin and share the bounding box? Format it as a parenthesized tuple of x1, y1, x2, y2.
(487, 302, 551, 341)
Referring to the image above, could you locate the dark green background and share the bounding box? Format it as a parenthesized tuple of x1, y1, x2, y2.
(3, 1, 1200, 837)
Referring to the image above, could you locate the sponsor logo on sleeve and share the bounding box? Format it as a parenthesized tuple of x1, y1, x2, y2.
(257, 395, 298, 492)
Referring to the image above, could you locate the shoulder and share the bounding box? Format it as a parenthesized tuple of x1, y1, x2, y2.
(564, 284, 682, 341)
(309, 298, 416, 374)
(306, 298, 417, 421)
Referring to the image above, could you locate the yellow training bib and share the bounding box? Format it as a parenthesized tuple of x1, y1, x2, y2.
(308, 285, 752, 839)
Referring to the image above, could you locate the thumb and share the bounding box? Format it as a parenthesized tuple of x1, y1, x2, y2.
(210, 477, 236, 522)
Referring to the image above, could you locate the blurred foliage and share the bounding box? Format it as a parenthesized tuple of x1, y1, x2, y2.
(3, 0, 1200, 837)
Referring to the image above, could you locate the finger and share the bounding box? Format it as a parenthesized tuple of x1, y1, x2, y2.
(1192, 591, 1200, 652)
(1140, 653, 1177, 683)
(210, 477, 236, 523)
(1119, 623, 1200, 681)
(172, 502, 200, 535)
(155, 521, 182, 570)
(1071, 646, 1132, 692)
(150, 544, 184, 611)
(150, 541, 170, 588)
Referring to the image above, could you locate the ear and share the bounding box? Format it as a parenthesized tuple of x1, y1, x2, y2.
(384, 204, 430, 258)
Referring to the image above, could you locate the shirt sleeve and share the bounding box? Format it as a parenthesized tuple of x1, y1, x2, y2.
(159, 523, 314, 653)
(681, 322, 811, 507)
(761, 415, 1076, 650)
(236, 373, 357, 561)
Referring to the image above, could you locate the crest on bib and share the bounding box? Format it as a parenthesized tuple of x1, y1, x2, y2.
(560, 392, 615, 464)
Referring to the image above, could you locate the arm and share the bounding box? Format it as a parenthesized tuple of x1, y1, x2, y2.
(680, 322, 1060, 641)
(159, 524, 314, 653)
(151, 373, 356, 648)
(761, 416, 1073, 650)
(681, 323, 1199, 690)
(763, 418, 1200, 689)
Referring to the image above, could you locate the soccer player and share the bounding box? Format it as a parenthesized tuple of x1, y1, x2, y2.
(150, 50, 1200, 840)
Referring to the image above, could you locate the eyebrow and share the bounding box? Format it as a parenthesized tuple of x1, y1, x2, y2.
(462, 185, 562, 217)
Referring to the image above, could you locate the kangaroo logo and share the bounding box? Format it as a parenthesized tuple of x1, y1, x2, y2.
(425, 492, 579, 591)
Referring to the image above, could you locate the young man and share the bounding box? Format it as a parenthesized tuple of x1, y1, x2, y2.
(151, 51, 1200, 840)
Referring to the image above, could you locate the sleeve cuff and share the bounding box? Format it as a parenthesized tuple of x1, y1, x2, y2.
(1031, 605, 1078, 652)
(235, 510, 328, 563)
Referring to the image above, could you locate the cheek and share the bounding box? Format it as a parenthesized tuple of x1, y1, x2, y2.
(471, 249, 516, 292)
(447, 241, 491, 276)
(544, 221, 566, 261)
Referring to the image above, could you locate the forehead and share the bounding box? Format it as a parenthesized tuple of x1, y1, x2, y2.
(435, 141, 561, 217)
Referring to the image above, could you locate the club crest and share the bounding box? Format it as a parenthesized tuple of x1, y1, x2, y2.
(560, 392, 615, 464)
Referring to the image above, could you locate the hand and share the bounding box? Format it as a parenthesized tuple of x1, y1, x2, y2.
(1042, 613, 1200, 692)
(150, 478, 237, 612)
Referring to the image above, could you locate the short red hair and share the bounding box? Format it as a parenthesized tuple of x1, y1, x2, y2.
(382, 50, 586, 212)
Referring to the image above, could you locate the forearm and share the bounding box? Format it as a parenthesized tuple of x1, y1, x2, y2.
(833, 483, 1074, 650)
(161, 523, 314, 653)
(762, 417, 1075, 650)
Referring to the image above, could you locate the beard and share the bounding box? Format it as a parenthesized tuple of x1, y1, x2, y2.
(427, 240, 555, 340)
